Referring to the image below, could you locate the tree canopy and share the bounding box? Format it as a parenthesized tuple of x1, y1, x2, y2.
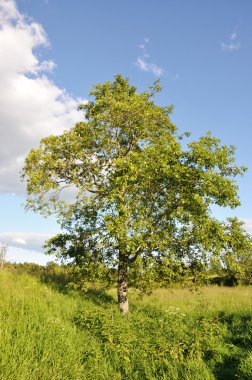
(22, 75, 250, 313)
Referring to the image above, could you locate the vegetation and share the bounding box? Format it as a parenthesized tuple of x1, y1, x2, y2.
(0, 244, 7, 270)
(19, 74, 252, 378)
(22, 75, 251, 313)
(0, 268, 251, 380)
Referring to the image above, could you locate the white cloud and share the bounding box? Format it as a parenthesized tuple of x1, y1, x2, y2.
(136, 57, 164, 77)
(0, 0, 83, 194)
(35, 59, 56, 73)
(136, 38, 164, 77)
(1, 243, 57, 265)
(0, 0, 20, 23)
(13, 237, 26, 245)
(230, 32, 237, 41)
(242, 219, 252, 234)
(220, 28, 240, 52)
(6, 246, 55, 265)
(220, 41, 240, 52)
(0, 231, 52, 251)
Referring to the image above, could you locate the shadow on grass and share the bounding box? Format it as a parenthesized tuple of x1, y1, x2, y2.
(214, 356, 241, 380)
(79, 288, 116, 307)
(38, 270, 117, 307)
(212, 311, 252, 380)
(218, 312, 252, 349)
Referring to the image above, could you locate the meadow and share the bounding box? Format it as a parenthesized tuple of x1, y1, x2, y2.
(0, 269, 251, 380)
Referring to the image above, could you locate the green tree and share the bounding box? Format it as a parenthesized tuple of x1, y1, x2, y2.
(220, 217, 252, 285)
(22, 75, 248, 313)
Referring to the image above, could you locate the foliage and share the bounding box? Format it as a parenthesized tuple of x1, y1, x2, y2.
(22, 74, 250, 310)
(67, 263, 116, 292)
(220, 218, 252, 285)
(5, 261, 74, 287)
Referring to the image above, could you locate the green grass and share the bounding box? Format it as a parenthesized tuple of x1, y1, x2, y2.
(128, 286, 252, 314)
(0, 270, 251, 379)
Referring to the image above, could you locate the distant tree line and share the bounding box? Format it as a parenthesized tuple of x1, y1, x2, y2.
(4, 253, 252, 292)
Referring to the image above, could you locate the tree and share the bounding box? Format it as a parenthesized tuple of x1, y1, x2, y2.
(22, 75, 248, 313)
(219, 217, 252, 285)
(0, 244, 8, 270)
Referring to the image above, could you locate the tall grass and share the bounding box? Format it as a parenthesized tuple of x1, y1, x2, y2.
(0, 271, 106, 380)
(0, 270, 251, 379)
(128, 286, 252, 314)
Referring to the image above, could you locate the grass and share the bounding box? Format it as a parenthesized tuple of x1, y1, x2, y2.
(0, 270, 251, 379)
(129, 286, 252, 314)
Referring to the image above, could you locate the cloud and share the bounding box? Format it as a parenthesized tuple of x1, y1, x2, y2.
(220, 28, 240, 52)
(230, 32, 237, 41)
(6, 246, 55, 265)
(242, 219, 252, 234)
(35, 59, 56, 73)
(136, 57, 163, 77)
(0, 0, 19, 23)
(136, 38, 164, 77)
(0, 231, 52, 251)
(13, 237, 26, 245)
(0, 0, 83, 195)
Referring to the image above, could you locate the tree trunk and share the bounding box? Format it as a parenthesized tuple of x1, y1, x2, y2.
(117, 253, 129, 314)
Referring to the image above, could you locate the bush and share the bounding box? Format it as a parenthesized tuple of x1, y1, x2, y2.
(75, 304, 227, 378)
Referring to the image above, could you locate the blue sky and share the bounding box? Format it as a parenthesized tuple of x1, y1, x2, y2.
(1, 0, 252, 264)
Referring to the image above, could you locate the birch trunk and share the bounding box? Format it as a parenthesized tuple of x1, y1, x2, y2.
(117, 254, 129, 314)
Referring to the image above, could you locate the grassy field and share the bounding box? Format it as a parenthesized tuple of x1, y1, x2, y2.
(0, 270, 251, 379)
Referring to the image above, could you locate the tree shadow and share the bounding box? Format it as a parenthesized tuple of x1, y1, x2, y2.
(212, 311, 252, 379)
(80, 288, 116, 307)
(217, 312, 252, 349)
(213, 356, 241, 380)
(8, 261, 116, 307)
(38, 270, 116, 307)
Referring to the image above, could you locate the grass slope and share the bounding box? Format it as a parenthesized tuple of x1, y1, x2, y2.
(0, 270, 251, 379)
